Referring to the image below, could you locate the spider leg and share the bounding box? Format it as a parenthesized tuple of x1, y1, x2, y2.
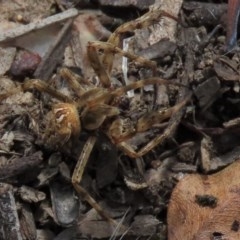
(117, 120, 179, 158)
(132, 114, 182, 158)
(80, 77, 187, 108)
(0, 79, 73, 103)
(87, 41, 157, 88)
(23, 79, 73, 103)
(87, 42, 111, 88)
(59, 68, 86, 97)
(72, 136, 118, 226)
(103, 9, 178, 73)
(112, 77, 187, 97)
(136, 96, 190, 132)
(87, 9, 178, 88)
(109, 96, 191, 158)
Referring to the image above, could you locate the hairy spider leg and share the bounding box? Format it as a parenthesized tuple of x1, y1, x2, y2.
(87, 41, 157, 88)
(103, 9, 178, 73)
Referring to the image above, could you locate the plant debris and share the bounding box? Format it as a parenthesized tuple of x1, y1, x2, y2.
(168, 160, 240, 240)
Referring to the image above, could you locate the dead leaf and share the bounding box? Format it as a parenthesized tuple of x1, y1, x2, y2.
(168, 160, 240, 240)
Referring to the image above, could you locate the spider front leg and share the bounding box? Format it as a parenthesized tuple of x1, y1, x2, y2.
(87, 41, 157, 87)
(0, 79, 73, 103)
(23, 79, 74, 103)
(87, 41, 157, 88)
(103, 9, 178, 73)
(87, 9, 178, 88)
(72, 136, 118, 226)
(109, 96, 190, 158)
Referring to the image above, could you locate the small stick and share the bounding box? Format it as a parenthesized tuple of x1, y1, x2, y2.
(34, 19, 73, 80)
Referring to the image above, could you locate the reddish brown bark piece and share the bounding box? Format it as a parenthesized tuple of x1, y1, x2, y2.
(168, 160, 240, 240)
(10, 49, 41, 77)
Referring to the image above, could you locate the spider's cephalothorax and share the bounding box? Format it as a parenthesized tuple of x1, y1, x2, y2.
(44, 103, 81, 147)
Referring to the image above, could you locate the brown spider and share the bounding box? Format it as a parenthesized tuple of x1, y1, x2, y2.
(0, 8, 189, 227)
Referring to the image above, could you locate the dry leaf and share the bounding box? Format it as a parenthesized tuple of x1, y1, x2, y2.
(168, 160, 240, 240)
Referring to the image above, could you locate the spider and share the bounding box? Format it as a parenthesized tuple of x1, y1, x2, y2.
(0, 8, 189, 227)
